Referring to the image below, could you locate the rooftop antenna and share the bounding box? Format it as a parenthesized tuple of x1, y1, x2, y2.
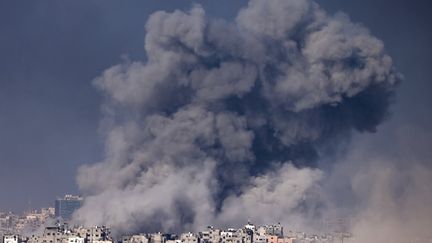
(27, 197, 32, 214)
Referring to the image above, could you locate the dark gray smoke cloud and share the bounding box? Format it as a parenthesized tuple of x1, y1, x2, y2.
(73, 0, 399, 234)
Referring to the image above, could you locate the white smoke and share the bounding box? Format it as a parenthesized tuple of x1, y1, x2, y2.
(333, 126, 432, 243)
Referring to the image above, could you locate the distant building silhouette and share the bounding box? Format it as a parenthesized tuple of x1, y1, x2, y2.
(54, 195, 83, 220)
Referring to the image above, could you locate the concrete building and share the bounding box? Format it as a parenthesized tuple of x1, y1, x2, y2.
(122, 234, 150, 243)
(65, 237, 85, 243)
(264, 224, 283, 237)
(41, 209, 55, 219)
(28, 226, 64, 243)
(243, 224, 254, 232)
(235, 229, 252, 243)
(179, 233, 198, 243)
(149, 233, 165, 243)
(252, 234, 266, 243)
(3, 235, 21, 243)
(0, 213, 17, 232)
(200, 227, 220, 243)
(74, 226, 110, 243)
(130, 235, 149, 243)
(220, 229, 242, 243)
(266, 235, 278, 243)
(55, 195, 83, 221)
(0, 208, 55, 235)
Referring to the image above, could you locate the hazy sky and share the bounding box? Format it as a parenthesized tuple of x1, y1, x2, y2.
(0, 0, 431, 213)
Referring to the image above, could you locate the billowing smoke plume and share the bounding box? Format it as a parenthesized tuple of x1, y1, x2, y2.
(323, 127, 432, 242)
(73, 0, 399, 234)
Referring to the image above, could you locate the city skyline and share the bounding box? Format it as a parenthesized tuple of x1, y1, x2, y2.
(1, 220, 354, 243)
(1, 0, 432, 242)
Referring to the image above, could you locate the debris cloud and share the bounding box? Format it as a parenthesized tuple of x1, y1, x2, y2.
(73, 0, 399, 235)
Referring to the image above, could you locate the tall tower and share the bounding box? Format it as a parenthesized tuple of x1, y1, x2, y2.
(54, 195, 83, 220)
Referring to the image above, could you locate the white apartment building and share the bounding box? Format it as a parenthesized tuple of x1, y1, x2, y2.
(3, 235, 20, 243)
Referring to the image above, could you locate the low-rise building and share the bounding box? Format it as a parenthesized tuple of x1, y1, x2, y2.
(65, 237, 85, 243)
(3, 235, 21, 243)
(264, 224, 283, 237)
(200, 226, 220, 243)
(149, 233, 165, 243)
(179, 233, 198, 243)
